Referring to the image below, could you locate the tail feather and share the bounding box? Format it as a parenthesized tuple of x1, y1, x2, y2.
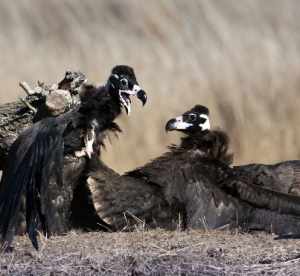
(0, 119, 65, 250)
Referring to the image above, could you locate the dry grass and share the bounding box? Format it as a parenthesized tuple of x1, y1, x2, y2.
(0, 0, 300, 173)
(1, 230, 300, 275)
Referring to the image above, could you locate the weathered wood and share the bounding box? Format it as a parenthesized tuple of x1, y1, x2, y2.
(46, 156, 87, 234)
(0, 71, 86, 169)
(0, 71, 88, 235)
(15, 156, 87, 235)
(0, 101, 34, 168)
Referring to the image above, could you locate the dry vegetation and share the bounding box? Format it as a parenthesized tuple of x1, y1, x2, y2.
(1, 230, 300, 275)
(1, 1, 300, 275)
(0, 0, 299, 172)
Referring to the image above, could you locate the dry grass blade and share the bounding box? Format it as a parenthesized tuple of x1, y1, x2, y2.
(1, 230, 300, 275)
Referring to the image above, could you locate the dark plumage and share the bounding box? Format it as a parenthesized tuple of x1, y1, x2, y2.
(233, 161, 300, 195)
(0, 65, 147, 250)
(88, 105, 300, 236)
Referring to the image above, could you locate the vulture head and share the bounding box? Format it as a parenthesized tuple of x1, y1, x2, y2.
(107, 65, 147, 114)
(165, 105, 210, 134)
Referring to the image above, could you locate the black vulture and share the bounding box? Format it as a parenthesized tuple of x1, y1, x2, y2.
(87, 105, 300, 236)
(0, 65, 147, 250)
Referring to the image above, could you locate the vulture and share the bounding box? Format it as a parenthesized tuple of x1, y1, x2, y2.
(87, 105, 300, 236)
(0, 65, 147, 250)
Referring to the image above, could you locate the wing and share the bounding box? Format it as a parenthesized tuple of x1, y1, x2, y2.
(218, 168, 300, 217)
(87, 158, 171, 230)
(127, 152, 240, 229)
(234, 160, 300, 195)
(125, 151, 175, 188)
(272, 160, 300, 194)
(128, 152, 300, 229)
(0, 117, 66, 250)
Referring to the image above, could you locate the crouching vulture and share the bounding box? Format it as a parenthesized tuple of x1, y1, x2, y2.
(88, 105, 300, 236)
(0, 65, 147, 250)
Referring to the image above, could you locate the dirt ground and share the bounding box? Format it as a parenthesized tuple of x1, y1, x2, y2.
(0, 230, 300, 275)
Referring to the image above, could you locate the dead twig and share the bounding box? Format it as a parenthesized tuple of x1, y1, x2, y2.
(19, 81, 35, 96)
(19, 97, 37, 114)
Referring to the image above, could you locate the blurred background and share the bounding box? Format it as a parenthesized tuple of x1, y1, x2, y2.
(0, 0, 299, 172)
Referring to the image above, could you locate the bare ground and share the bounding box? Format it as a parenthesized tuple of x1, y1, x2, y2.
(1, 230, 300, 275)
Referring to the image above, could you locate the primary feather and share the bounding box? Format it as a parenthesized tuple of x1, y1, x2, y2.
(0, 117, 66, 249)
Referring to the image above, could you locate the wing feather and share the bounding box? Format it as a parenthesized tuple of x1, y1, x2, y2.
(0, 118, 66, 250)
(219, 176, 300, 217)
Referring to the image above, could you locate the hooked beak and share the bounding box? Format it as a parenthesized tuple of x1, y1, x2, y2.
(137, 90, 147, 106)
(119, 84, 147, 115)
(165, 118, 177, 132)
(165, 116, 193, 132)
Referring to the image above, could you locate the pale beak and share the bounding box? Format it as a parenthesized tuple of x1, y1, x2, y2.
(165, 116, 193, 131)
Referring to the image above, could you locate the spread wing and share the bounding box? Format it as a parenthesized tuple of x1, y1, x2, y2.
(127, 152, 240, 228)
(87, 158, 172, 230)
(234, 160, 300, 195)
(125, 151, 178, 189)
(128, 152, 300, 228)
(0, 117, 66, 250)
(219, 172, 300, 217)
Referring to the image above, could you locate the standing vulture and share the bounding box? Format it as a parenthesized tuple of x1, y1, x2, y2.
(87, 105, 300, 236)
(0, 65, 147, 250)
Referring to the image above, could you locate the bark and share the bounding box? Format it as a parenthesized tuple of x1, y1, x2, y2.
(0, 71, 86, 169)
(0, 71, 88, 234)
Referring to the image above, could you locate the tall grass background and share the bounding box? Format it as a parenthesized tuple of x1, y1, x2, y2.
(0, 0, 299, 172)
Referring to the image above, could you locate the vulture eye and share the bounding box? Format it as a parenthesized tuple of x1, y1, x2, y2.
(188, 113, 197, 122)
(120, 78, 128, 87)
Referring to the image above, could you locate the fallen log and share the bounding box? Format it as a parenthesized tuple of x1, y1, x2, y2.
(0, 71, 91, 234)
(0, 71, 85, 169)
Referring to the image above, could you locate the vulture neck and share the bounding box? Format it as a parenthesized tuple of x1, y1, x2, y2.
(178, 130, 233, 165)
(76, 85, 122, 129)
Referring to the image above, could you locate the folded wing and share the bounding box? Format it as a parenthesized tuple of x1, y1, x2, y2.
(0, 118, 65, 250)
